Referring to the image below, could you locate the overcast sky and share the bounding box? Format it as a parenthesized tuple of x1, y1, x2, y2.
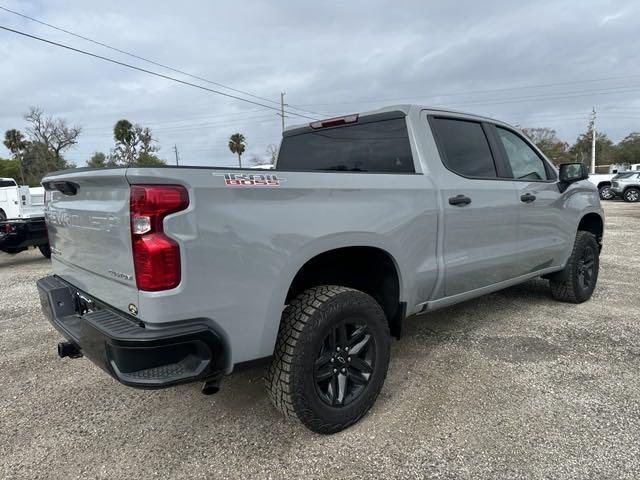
(1, 0, 639, 167)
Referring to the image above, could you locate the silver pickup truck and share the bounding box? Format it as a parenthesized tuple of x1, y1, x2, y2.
(37, 105, 603, 433)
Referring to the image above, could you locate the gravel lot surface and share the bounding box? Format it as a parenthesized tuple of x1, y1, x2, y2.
(1, 201, 639, 479)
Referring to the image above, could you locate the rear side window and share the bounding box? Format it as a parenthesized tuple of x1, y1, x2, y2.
(430, 118, 497, 178)
(277, 118, 414, 173)
(496, 128, 549, 181)
(0, 180, 17, 187)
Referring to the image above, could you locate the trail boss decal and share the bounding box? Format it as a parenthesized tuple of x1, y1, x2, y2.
(214, 172, 285, 187)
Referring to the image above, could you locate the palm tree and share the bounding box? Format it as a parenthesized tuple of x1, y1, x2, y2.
(3, 129, 27, 184)
(228, 133, 246, 168)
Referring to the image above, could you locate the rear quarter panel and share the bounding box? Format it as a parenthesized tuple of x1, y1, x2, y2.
(126, 167, 439, 367)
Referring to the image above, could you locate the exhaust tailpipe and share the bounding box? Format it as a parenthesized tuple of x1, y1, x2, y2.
(201, 376, 222, 395)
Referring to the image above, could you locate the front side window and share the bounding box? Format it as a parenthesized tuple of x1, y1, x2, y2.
(430, 118, 497, 178)
(496, 128, 549, 181)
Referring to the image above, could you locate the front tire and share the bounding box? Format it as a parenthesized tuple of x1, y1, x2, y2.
(623, 188, 640, 202)
(549, 231, 599, 303)
(598, 185, 614, 200)
(266, 285, 390, 434)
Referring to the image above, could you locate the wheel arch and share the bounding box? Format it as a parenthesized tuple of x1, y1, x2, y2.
(577, 212, 604, 249)
(284, 245, 405, 337)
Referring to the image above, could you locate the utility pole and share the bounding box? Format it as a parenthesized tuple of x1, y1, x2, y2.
(173, 144, 180, 166)
(276, 92, 288, 133)
(590, 108, 596, 174)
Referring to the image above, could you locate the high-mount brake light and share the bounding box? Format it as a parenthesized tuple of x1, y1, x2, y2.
(129, 185, 189, 291)
(309, 114, 359, 129)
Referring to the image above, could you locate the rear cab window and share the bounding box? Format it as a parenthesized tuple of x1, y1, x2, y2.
(277, 114, 415, 173)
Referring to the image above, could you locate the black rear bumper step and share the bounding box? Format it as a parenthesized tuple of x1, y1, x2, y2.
(37, 275, 227, 389)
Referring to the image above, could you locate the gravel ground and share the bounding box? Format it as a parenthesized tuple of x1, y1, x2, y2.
(1, 201, 639, 479)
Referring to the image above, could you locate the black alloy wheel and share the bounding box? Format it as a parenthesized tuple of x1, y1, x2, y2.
(314, 320, 375, 407)
(576, 244, 595, 291)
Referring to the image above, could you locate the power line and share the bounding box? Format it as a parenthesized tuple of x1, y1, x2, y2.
(444, 85, 640, 108)
(81, 112, 277, 133)
(0, 24, 318, 121)
(293, 74, 640, 108)
(0, 5, 324, 117)
(0, 5, 277, 104)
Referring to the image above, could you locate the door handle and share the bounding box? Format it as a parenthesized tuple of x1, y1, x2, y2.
(520, 193, 536, 203)
(449, 194, 472, 206)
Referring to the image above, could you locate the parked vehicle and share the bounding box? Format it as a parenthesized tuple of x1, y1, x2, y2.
(36, 106, 603, 433)
(587, 173, 617, 200)
(610, 171, 640, 202)
(0, 178, 50, 257)
(590, 163, 640, 200)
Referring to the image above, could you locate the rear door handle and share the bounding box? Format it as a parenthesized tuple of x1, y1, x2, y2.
(449, 194, 472, 206)
(520, 193, 536, 203)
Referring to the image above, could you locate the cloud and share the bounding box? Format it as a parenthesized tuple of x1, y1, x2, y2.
(1, 0, 639, 166)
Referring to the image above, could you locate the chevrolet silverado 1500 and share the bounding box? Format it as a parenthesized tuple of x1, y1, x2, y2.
(37, 105, 604, 433)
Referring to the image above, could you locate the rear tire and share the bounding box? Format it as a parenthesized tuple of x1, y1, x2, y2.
(38, 243, 51, 258)
(623, 188, 640, 202)
(549, 231, 599, 303)
(0, 210, 6, 221)
(266, 285, 390, 434)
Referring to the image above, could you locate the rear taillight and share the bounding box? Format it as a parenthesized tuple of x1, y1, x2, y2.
(130, 185, 189, 291)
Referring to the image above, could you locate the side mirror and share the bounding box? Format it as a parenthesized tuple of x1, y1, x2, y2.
(559, 163, 588, 184)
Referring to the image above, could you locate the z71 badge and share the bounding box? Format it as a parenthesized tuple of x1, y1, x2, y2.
(214, 172, 285, 187)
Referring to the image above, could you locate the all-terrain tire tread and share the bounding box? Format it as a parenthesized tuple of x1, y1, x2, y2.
(549, 231, 598, 303)
(265, 285, 389, 434)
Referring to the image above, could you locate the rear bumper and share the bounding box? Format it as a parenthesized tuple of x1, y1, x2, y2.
(36, 275, 227, 389)
(0, 217, 48, 252)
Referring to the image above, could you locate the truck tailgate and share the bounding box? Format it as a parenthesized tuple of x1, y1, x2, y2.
(43, 169, 138, 312)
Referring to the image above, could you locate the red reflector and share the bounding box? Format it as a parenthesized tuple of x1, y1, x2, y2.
(310, 114, 359, 129)
(130, 185, 189, 291)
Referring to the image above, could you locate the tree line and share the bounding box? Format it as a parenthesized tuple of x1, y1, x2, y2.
(522, 122, 640, 169)
(0, 107, 278, 185)
(1, 107, 166, 185)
